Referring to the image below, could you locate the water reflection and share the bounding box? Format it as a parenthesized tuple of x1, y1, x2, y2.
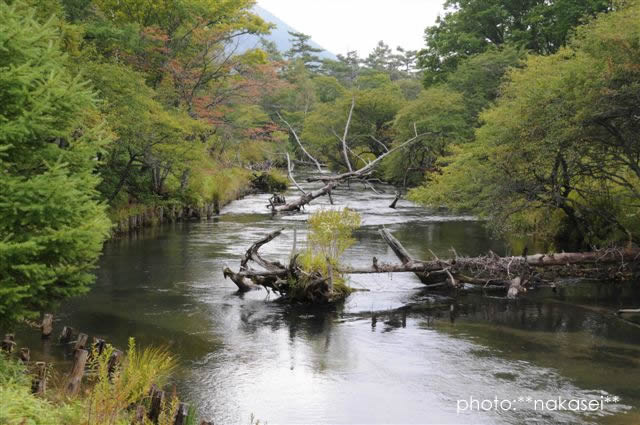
(9, 179, 640, 424)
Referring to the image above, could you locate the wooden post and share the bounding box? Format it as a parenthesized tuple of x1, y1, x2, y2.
(131, 405, 145, 424)
(1, 334, 16, 353)
(66, 349, 89, 395)
(74, 333, 88, 351)
(19, 347, 30, 363)
(41, 314, 53, 338)
(91, 337, 106, 357)
(149, 388, 165, 422)
(31, 362, 48, 395)
(59, 326, 74, 344)
(174, 402, 189, 425)
(108, 349, 123, 377)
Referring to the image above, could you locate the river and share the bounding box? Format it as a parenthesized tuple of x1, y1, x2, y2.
(19, 177, 640, 424)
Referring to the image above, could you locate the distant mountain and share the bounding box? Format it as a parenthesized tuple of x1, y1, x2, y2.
(235, 5, 337, 60)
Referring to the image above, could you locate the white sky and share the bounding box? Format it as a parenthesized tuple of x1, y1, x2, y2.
(256, 0, 445, 56)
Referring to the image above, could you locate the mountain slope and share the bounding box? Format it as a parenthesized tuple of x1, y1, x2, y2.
(236, 6, 337, 60)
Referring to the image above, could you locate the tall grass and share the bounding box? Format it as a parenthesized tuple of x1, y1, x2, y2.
(0, 338, 192, 425)
(295, 208, 362, 299)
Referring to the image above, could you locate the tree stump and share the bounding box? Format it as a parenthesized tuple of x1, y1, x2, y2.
(19, 347, 30, 363)
(1, 334, 16, 353)
(66, 349, 89, 395)
(74, 333, 88, 351)
(91, 338, 106, 357)
(174, 402, 189, 425)
(149, 388, 165, 422)
(108, 349, 123, 377)
(132, 405, 145, 424)
(41, 314, 53, 338)
(31, 362, 48, 395)
(59, 326, 74, 344)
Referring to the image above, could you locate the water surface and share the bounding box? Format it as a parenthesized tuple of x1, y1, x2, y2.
(15, 178, 640, 424)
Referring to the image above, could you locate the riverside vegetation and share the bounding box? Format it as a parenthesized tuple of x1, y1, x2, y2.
(3, 0, 637, 322)
(1, 0, 639, 423)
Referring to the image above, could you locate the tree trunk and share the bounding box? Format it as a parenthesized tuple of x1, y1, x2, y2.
(222, 228, 639, 302)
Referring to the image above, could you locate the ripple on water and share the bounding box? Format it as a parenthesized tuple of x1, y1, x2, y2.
(16, 173, 638, 425)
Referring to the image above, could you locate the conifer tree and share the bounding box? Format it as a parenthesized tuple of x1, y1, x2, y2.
(0, 1, 111, 322)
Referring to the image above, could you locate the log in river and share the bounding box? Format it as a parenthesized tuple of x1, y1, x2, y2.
(9, 173, 640, 424)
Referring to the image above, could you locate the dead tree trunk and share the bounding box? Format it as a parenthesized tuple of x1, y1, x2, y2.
(222, 228, 640, 302)
(275, 100, 430, 213)
(223, 229, 335, 302)
(342, 229, 640, 297)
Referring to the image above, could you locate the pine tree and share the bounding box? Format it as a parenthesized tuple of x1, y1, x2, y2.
(285, 31, 324, 71)
(0, 1, 111, 323)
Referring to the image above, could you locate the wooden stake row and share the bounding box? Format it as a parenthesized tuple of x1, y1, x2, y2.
(1, 317, 211, 425)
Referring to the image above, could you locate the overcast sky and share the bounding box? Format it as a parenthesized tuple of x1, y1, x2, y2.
(256, 0, 445, 56)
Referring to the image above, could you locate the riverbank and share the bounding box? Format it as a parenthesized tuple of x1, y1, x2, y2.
(0, 328, 210, 425)
(24, 176, 637, 424)
(109, 169, 288, 235)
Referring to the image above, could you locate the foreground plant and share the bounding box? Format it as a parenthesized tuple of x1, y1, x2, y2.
(0, 337, 203, 425)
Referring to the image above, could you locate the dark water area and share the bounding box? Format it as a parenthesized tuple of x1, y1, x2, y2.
(12, 176, 640, 424)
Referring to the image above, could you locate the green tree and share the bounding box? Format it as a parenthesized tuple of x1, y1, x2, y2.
(285, 30, 324, 71)
(418, 0, 611, 85)
(445, 45, 525, 121)
(384, 87, 471, 186)
(0, 1, 111, 322)
(411, 0, 640, 248)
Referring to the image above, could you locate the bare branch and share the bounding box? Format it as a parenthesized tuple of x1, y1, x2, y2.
(286, 153, 307, 195)
(342, 97, 356, 172)
(370, 135, 389, 152)
(277, 112, 323, 172)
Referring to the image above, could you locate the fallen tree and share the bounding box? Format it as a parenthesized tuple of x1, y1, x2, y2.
(223, 227, 640, 302)
(274, 103, 431, 213)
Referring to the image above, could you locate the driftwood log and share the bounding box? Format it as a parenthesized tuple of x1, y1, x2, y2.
(223, 228, 337, 302)
(223, 228, 640, 301)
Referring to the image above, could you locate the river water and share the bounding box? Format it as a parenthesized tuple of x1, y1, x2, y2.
(18, 177, 640, 424)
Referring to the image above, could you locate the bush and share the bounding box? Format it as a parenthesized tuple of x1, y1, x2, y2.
(250, 170, 288, 193)
(296, 208, 361, 299)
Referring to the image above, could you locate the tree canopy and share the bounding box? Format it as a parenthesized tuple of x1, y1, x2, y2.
(418, 0, 611, 85)
(410, 0, 640, 248)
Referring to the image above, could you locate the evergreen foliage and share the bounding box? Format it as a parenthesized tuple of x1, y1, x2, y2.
(0, 1, 111, 322)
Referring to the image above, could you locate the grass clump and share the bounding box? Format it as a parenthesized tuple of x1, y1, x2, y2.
(295, 208, 361, 300)
(250, 169, 288, 193)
